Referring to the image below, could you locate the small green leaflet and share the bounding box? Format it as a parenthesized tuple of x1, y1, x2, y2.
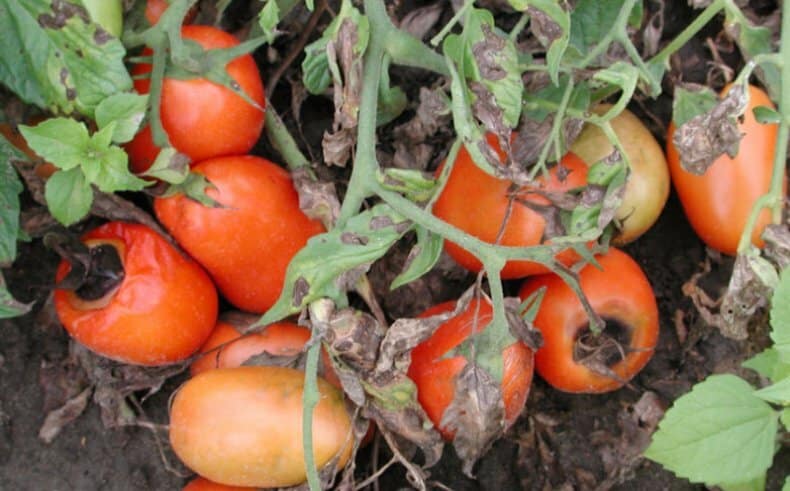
(672, 86, 719, 127)
(743, 348, 790, 383)
(94, 93, 148, 144)
(771, 267, 790, 363)
(19, 119, 91, 170)
(390, 225, 443, 290)
(782, 409, 790, 431)
(567, 0, 642, 63)
(258, 0, 280, 44)
(45, 168, 93, 227)
(0, 134, 25, 264)
(644, 374, 779, 487)
(753, 376, 790, 406)
(723, 7, 780, 102)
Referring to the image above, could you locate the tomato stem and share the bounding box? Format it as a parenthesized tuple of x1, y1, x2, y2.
(264, 101, 311, 170)
(302, 341, 322, 491)
(647, 0, 725, 70)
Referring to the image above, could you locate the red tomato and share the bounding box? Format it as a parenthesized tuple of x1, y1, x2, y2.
(667, 84, 783, 255)
(145, 0, 197, 25)
(433, 135, 589, 278)
(170, 366, 353, 488)
(126, 25, 265, 173)
(519, 248, 658, 393)
(154, 155, 325, 313)
(182, 476, 255, 491)
(53, 222, 218, 366)
(407, 299, 534, 440)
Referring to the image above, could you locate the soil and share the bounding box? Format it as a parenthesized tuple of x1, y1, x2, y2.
(1, 0, 788, 490)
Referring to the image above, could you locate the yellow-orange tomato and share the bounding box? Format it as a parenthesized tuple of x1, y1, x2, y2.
(570, 105, 670, 245)
(182, 476, 255, 491)
(170, 366, 353, 488)
(433, 135, 589, 278)
(54, 222, 218, 366)
(154, 156, 325, 313)
(667, 84, 783, 255)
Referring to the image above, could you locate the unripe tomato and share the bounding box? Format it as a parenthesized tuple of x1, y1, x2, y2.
(182, 476, 255, 491)
(154, 156, 325, 313)
(433, 135, 588, 278)
(126, 25, 265, 173)
(170, 366, 353, 488)
(667, 84, 782, 255)
(407, 299, 534, 440)
(570, 105, 670, 245)
(53, 222, 218, 366)
(519, 248, 658, 393)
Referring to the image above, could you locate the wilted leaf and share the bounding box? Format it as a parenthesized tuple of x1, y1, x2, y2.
(390, 225, 443, 290)
(399, 4, 443, 40)
(38, 387, 92, 444)
(291, 168, 341, 229)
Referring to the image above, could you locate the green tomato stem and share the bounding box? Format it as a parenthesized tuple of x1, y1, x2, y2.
(648, 0, 724, 69)
(302, 341, 322, 491)
(264, 102, 311, 170)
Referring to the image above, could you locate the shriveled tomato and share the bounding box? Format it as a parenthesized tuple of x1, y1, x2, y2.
(170, 366, 353, 488)
(154, 155, 325, 313)
(407, 299, 534, 440)
(519, 248, 658, 393)
(126, 25, 265, 173)
(182, 476, 255, 491)
(53, 222, 218, 366)
(570, 105, 670, 245)
(667, 84, 783, 255)
(433, 135, 588, 278)
(145, 0, 197, 25)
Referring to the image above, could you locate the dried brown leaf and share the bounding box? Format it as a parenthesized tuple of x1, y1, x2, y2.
(762, 224, 790, 270)
(399, 4, 443, 40)
(512, 115, 584, 168)
(528, 6, 563, 47)
(322, 127, 355, 168)
(38, 387, 92, 444)
(291, 167, 341, 229)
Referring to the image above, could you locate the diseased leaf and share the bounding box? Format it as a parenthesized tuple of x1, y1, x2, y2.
(522, 2, 570, 84)
(672, 85, 718, 127)
(19, 118, 90, 170)
(567, 0, 641, 64)
(470, 22, 522, 128)
(0, 133, 25, 264)
(772, 267, 790, 362)
(723, 8, 780, 101)
(644, 374, 778, 486)
(94, 93, 148, 144)
(390, 225, 443, 290)
(44, 168, 93, 226)
(378, 168, 437, 203)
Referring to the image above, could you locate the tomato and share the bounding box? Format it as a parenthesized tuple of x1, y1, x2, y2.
(53, 222, 218, 366)
(667, 84, 782, 255)
(570, 105, 670, 245)
(169, 366, 353, 488)
(518, 248, 658, 393)
(433, 135, 589, 279)
(154, 155, 325, 313)
(81, 0, 123, 37)
(126, 25, 265, 173)
(407, 299, 534, 440)
(182, 477, 255, 491)
(145, 0, 198, 25)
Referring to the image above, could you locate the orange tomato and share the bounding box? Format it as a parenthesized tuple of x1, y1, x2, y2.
(154, 155, 325, 313)
(667, 84, 782, 254)
(433, 135, 589, 278)
(145, 0, 198, 25)
(53, 222, 218, 366)
(169, 366, 353, 488)
(519, 248, 658, 393)
(182, 476, 255, 491)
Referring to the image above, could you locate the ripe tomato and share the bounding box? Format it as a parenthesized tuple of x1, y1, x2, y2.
(126, 25, 265, 173)
(145, 0, 198, 25)
(169, 366, 353, 488)
(667, 84, 782, 255)
(154, 155, 325, 313)
(53, 222, 218, 366)
(433, 135, 589, 279)
(407, 299, 534, 440)
(518, 248, 658, 393)
(182, 476, 255, 491)
(570, 105, 670, 245)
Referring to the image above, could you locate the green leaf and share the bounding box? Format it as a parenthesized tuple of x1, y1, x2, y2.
(259, 204, 411, 325)
(781, 409, 790, 431)
(568, 0, 640, 64)
(45, 168, 93, 226)
(672, 86, 719, 127)
(82, 146, 146, 193)
(142, 148, 190, 184)
(377, 168, 437, 203)
(0, 0, 132, 117)
(19, 118, 90, 170)
(644, 374, 778, 487)
(720, 475, 766, 491)
(0, 134, 25, 264)
(510, 0, 569, 84)
(0, 273, 31, 319)
(94, 93, 148, 144)
(377, 84, 408, 127)
(744, 348, 790, 383)
(753, 376, 790, 406)
(390, 225, 443, 290)
(258, 0, 280, 44)
(628, 0, 643, 28)
(771, 267, 790, 362)
(723, 8, 781, 101)
(752, 106, 782, 125)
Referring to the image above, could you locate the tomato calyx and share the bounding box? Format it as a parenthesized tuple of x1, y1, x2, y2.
(47, 233, 125, 303)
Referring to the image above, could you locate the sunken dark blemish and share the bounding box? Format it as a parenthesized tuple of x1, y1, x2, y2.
(292, 277, 310, 307)
(37, 0, 88, 30)
(341, 232, 369, 246)
(370, 215, 394, 230)
(93, 29, 111, 45)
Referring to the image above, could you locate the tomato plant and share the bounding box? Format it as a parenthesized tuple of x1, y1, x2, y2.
(80, 0, 123, 37)
(182, 476, 256, 491)
(433, 136, 589, 279)
(570, 106, 670, 245)
(53, 221, 218, 366)
(407, 298, 534, 440)
(169, 366, 353, 488)
(145, 0, 197, 25)
(126, 25, 265, 173)
(667, 84, 782, 255)
(154, 155, 325, 313)
(519, 248, 658, 393)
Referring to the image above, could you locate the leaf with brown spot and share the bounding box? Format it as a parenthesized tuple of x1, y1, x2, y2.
(291, 167, 341, 229)
(38, 387, 92, 444)
(399, 4, 444, 40)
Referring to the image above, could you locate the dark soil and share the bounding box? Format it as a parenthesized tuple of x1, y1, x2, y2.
(1, 0, 787, 490)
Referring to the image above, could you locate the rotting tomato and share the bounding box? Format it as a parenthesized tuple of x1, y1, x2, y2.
(53, 221, 218, 366)
(570, 105, 670, 245)
(182, 476, 256, 491)
(667, 84, 782, 255)
(126, 25, 265, 173)
(407, 299, 534, 440)
(145, 0, 198, 25)
(169, 366, 353, 488)
(154, 155, 325, 313)
(518, 248, 658, 393)
(433, 134, 589, 279)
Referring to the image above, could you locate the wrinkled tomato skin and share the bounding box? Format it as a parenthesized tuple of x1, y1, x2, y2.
(519, 248, 658, 393)
(145, 0, 198, 25)
(169, 366, 353, 488)
(127, 25, 264, 173)
(408, 299, 534, 440)
(154, 156, 325, 313)
(433, 135, 588, 278)
(667, 84, 782, 255)
(182, 476, 255, 491)
(53, 222, 218, 366)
